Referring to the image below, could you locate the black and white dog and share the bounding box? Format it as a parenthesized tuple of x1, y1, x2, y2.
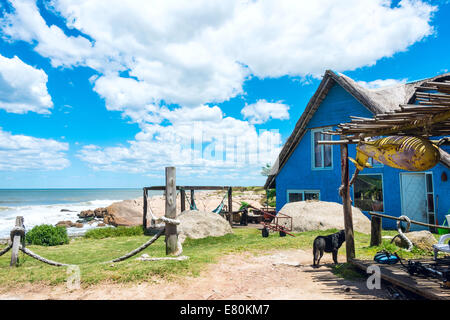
(313, 230, 346, 267)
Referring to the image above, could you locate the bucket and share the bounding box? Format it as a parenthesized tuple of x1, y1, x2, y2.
(437, 214, 450, 235)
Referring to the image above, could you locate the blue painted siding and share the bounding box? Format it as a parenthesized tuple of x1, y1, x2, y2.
(275, 83, 450, 230)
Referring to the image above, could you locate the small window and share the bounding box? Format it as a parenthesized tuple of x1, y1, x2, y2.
(312, 128, 332, 169)
(353, 174, 384, 212)
(289, 192, 303, 202)
(287, 190, 320, 203)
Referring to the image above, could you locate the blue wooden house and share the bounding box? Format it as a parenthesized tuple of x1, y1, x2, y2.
(264, 70, 450, 230)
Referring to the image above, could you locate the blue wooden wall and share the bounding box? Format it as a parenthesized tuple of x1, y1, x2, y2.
(275, 83, 450, 230)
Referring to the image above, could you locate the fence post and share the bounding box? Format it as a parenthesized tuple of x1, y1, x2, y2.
(370, 215, 382, 246)
(143, 188, 148, 229)
(165, 167, 178, 255)
(340, 142, 355, 262)
(10, 216, 24, 267)
(228, 187, 233, 225)
(180, 189, 186, 212)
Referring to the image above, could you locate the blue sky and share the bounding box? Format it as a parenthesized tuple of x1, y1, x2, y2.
(0, 0, 449, 188)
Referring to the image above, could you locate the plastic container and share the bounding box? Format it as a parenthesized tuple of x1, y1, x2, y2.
(437, 214, 450, 235)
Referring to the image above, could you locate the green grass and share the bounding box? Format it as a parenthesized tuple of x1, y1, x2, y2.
(84, 226, 144, 239)
(0, 228, 440, 287)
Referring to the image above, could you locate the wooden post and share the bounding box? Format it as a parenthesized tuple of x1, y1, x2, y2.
(143, 188, 148, 229)
(191, 189, 195, 209)
(370, 216, 382, 246)
(10, 216, 24, 267)
(228, 187, 233, 225)
(180, 189, 186, 212)
(165, 167, 178, 255)
(340, 143, 355, 262)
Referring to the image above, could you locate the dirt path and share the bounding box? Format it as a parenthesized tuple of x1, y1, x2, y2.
(0, 249, 389, 300)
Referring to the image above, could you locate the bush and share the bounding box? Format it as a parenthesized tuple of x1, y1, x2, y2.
(84, 225, 144, 239)
(25, 224, 69, 246)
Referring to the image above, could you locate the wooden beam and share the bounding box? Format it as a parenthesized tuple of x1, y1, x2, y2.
(180, 189, 186, 212)
(165, 167, 178, 255)
(370, 216, 382, 247)
(143, 188, 148, 228)
(340, 142, 355, 262)
(228, 187, 233, 225)
(145, 186, 231, 191)
(10, 216, 24, 267)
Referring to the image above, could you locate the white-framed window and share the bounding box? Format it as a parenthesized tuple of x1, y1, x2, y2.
(287, 190, 320, 203)
(353, 174, 384, 212)
(311, 128, 332, 169)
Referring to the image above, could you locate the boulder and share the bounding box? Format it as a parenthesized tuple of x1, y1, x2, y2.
(103, 198, 143, 226)
(177, 210, 233, 240)
(73, 222, 84, 228)
(278, 200, 371, 234)
(56, 220, 74, 228)
(79, 209, 95, 218)
(393, 230, 437, 251)
(94, 207, 107, 218)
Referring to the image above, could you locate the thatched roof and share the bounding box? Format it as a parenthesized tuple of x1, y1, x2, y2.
(264, 70, 450, 189)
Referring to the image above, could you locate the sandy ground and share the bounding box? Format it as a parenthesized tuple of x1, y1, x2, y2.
(0, 249, 390, 300)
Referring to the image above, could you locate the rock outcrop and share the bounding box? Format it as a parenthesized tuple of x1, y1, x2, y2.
(103, 198, 144, 226)
(278, 200, 371, 234)
(393, 230, 438, 251)
(177, 210, 233, 240)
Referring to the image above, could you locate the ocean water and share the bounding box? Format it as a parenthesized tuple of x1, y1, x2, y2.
(0, 189, 162, 238)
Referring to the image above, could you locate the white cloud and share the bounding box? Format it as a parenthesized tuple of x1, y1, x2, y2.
(77, 105, 282, 174)
(357, 78, 408, 89)
(0, 0, 438, 177)
(0, 128, 69, 170)
(1, 0, 93, 68)
(241, 100, 290, 124)
(0, 54, 53, 114)
(0, 0, 437, 111)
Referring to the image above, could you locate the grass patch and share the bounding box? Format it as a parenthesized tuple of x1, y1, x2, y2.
(84, 226, 144, 239)
(331, 263, 364, 280)
(0, 228, 439, 287)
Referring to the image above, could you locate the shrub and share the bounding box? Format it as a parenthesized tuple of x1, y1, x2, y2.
(25, 224, 69, 246)
(84, 225, 144, 239)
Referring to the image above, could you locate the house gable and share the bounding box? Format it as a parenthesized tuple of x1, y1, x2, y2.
(306, 83, 374, 129)
(274, 82, 378, 210)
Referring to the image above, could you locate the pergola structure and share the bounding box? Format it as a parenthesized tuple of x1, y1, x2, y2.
(143, 185, 233, 228)
(319, 79, 450, 262)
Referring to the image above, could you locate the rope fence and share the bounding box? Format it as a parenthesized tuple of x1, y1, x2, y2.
(3, 211, 187, 268)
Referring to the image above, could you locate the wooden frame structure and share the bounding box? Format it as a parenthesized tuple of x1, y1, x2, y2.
(143, 185, 234, 228)
(318, 78, 450, 262)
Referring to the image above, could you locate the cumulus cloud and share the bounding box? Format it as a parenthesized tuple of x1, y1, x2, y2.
(0, 128, 69, 170)
(241, 100, 290, 124)
(77, 105, 282, 174)
(0, 0, 93, 68)
(0, 54, 53, 114)
(357, 78, 408, 89)
(1, 0, 437, 111)
(0, 0, 438, 175)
